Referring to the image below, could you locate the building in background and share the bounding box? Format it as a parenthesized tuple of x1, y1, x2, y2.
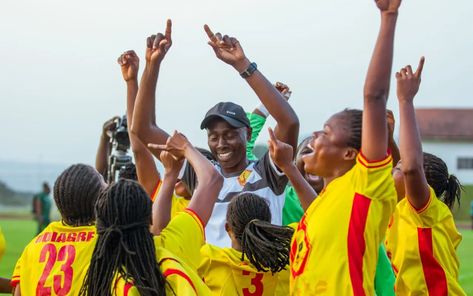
(416, 108, 473, 185)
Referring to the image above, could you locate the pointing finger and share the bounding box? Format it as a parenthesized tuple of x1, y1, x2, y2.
(415, 56, 425, 79)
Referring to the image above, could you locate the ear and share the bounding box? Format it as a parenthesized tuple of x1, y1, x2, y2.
(225, 222, 230, 233)
(343, 147, 358, 161)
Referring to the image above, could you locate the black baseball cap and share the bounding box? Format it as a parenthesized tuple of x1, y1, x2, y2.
(200, 102, 251, 130)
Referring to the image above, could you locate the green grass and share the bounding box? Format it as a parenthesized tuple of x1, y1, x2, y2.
(0, 219, 472, 295)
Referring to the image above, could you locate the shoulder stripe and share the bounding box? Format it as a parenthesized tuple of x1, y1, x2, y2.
(417, 227, 448, 296)
(357, 151, 392, 169)
(184, 208, 205, 240)
(347, 193, 371, 296)
(124, 282, 133, 296)
(10, 278, 19, 288)
(163, 268, 197, 294)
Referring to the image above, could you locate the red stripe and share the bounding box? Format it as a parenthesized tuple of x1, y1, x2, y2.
(417, 228, 448, 296)
(347, 193, 371, 296)
(163, 268, 197, 294)
(185, 208, 206, 240)
(358, 150, 391, 164)
(150, 180, 162, 202)
(124, 282, 133, 296)
(10, 279, 19, 288)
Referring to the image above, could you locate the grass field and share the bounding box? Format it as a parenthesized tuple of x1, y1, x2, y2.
(0, 219, 472, 295)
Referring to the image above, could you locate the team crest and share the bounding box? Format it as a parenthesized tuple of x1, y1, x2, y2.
(238, 170, 252, 186)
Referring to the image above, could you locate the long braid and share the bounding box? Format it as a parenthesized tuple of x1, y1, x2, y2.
(423, 152, 463, 210)
(227, 193, 294, 274)
(53, 164, 103, 226)
(80, 180, 169, 296)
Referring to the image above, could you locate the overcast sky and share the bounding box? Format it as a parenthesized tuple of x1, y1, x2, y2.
(1, 0, 472, 165)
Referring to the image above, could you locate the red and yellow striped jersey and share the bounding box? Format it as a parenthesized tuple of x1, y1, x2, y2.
(11, 222, 97, 295)
(385, 187, 466, 295)
(290, 153, 396, 295)
(198, 244, 290, 296)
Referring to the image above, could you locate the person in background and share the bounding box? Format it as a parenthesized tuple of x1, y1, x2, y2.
(33, 182, 52, 234)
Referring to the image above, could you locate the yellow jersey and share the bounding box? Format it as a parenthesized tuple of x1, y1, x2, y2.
(385, 187, 466, 295)
(0, 226, 5, 261)
(290, 153, 396, 295)
(198, 244, 289, 296)
(113, 209, 210, 295)
(11, 221, 96, 295)
(151, 181, 191, 219)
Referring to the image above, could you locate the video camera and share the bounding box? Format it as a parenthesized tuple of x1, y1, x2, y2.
(106, 115, 133, 183)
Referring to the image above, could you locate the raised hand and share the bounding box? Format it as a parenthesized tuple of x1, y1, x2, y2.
(267, 127, 294, 171)
(375, 0, 402, 14)
(117, 50, 139, 82)
(102, 116, 119, 138)
(159, 150, 184, 175)
(148, 130, 190, 160)
(204, 24, 250, 72)
(146, 19, 172, 65)
(275, 82, 292, 100)
(396, 57, 425, 103)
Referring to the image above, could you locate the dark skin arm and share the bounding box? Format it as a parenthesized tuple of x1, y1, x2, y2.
(149, 131, 224, 227)
(118, 50, 160, 196)
(268, 128, 316, 210)
(204, 25, 300, 156)
(396, 57, 429, 209)
(362, 0, 401, 161)
(0, 278, 11, 293)
(131, 20, 173, 159)
(95, 116, 118, 180)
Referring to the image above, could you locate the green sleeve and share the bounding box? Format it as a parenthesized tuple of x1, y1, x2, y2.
(374, 244, 395, 296)
(246, 112, 267, 161)
(282, 186, 305, 225)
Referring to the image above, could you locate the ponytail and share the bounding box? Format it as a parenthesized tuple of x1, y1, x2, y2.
(443, 174, 463, 210)
(241, 219, 294, 273)
(423, 152, 463, 210)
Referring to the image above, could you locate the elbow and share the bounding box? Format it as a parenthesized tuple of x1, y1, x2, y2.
(401, 163, 423, 177)
(363, 88, 389, 102)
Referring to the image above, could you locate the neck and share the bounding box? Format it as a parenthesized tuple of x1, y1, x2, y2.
(220, 158, 249, 177)
(322, 161, 355, 189)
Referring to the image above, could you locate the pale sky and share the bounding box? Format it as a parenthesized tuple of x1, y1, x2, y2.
(1, 0, 472, 165)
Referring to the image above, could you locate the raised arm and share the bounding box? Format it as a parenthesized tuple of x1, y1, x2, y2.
(150, 150, 183, 235)
(396, 57, 429, 209)
(118, 50, 160, 196)
(268, 128, 316, 210)
(95, 116, 118, 179)
(149, 132, 223, 226)
(204, 25, 299, 155)
(131, 20, 173, 158)
(362, 0, 401, 161)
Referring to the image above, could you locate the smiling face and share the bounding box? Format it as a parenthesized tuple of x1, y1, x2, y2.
(207, 119, 249, 174)
(302, 112, 357, 180)
(295, 137, 324, 194)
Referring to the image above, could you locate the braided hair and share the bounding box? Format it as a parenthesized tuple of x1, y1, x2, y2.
(80, 179, 169, 296)
(226, 193, 294, 274)
(53, 164, 103, 226)
(340, 109, 363, 151)
(423, 152, 463, 209)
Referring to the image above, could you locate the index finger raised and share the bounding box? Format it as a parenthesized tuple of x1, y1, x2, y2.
(165, 19, 172, 40)
(415, 56, 425, 79)
(204, 24, 218, 43)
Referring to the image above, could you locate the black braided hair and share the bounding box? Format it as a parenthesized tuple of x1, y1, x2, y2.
(118, 162, 137, 181)
(80, 179, 170, 296)
(53, 164, 103, 226)
(340, 109, 363, 151)
(226, 193, 294, 274)
(423, 152, 463, 209)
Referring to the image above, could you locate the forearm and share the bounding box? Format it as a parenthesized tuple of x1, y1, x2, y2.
(0, 277, 11, 293)
(131, 64, 168, 145)
(399, 100, 429, 206)
(363, 13, 398, 100)
(125, 80, 139, 126)
(151, 171, 177, 235)
(282, 164, 316, 211)
(95, 134, 110, 178)
(185, 145, 223, 225)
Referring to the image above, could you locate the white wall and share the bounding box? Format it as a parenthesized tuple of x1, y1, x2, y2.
(422, 141, 473, 185)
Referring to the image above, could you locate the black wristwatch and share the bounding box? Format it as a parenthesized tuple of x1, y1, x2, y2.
(240, 62, 257, 79)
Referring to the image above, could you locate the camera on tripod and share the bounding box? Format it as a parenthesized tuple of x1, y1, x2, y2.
(107, 115, 133, 183)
